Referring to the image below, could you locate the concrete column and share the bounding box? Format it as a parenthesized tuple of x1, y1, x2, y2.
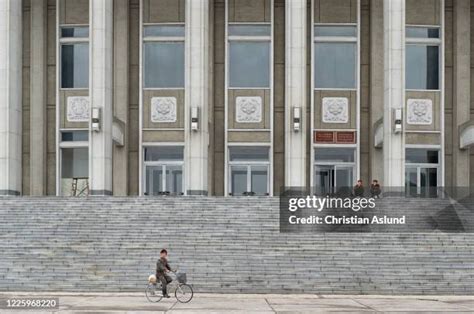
(184, 0, 209, 195)
(383, 0, 405, 189)
(112, 0, 128, 195)
(453, 0, 470, 188)
(29, 0, 47, 195)
(370, 0, 384, 184)
(89, 0, 114, 195)
(285, 0, 306, 188)
(0, 0, 22, 196)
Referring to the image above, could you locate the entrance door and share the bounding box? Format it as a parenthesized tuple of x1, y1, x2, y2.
(230, 166, 247, 196)
(250, 165, 268, 195)
(334, 165, 353, 195)
(315, 165, 354, 196)
(315, 165, 333, 195)
(405, 166, 438, 197)
(405, 148, 440, 197)
(405, 167, 418, 196)
(145, 164, 183, 196)
(420, 167, 437, 197)
(146, 165, 163, 196)
(230, 164, 269, 196)
(60, 147, 89, 196)
(165, 165, 183, 195)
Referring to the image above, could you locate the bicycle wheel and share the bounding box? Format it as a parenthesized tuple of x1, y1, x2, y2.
(175, 284, 193, 303)
(145, 283, 163, 302)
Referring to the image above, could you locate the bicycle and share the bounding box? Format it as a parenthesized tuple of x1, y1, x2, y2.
(145, 270, 193, 303)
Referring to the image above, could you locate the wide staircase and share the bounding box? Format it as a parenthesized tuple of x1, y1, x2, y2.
(0, 197, 473, 295)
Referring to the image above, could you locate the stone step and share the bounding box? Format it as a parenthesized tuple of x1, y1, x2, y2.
(0, 197, 473, 294)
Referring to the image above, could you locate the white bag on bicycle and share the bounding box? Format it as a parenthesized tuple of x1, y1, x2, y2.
(148, 274, 157, 284)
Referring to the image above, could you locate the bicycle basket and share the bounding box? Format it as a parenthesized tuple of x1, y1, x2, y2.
(176, 272, 187, 284)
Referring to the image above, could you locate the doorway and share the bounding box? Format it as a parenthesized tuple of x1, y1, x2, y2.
(143, 146, 184, 196)
(59, 131, 89, 196)
(315, 165, 354, 196)
(405, 148, 440, 197)
(405, 166, 438, 197)
(230, 164, 269, 196)
(145, 164, 183, 196)
(228, 146, 270, 196)
(313, 147, 356, 196)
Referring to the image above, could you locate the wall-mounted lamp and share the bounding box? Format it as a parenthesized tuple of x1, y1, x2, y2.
(191, 107, 199, 131)
(91, 107, 101, 132)
(394, 108, 402, 134)
(293, 107, 301, 132)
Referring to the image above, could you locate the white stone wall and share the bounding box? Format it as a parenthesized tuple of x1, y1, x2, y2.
(89, 0, 114, 195)
(184, 0, 209, 195)
(0, 0, 22, 195)
(285, 0, 306, 187)
(383, 0, 405, 188)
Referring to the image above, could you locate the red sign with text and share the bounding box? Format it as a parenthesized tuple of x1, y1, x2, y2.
(314, 131, 356, 144)
(314, 131, 335, 143)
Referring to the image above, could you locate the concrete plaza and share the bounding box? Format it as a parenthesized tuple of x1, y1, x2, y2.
(1, 293, 473, 313)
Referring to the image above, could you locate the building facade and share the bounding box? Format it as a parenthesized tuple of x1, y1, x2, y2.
(0, 0, 472, 197)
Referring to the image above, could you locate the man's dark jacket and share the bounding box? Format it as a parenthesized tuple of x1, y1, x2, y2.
(156, 257, 171, 276)
(353, 185, 364, 197)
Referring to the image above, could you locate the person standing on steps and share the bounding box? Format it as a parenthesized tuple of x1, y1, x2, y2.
(156, 249, 173, 298)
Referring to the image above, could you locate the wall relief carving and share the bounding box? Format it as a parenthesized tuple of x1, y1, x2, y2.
(407, 98, 432, 125)
(151, 97, 177, 123)
(322, 97, 349, 123)
(236, 96, 262, 123)
(67, 96, 90, 122)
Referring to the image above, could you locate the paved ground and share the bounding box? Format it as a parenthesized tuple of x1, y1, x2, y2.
(1, 293, 473, 313)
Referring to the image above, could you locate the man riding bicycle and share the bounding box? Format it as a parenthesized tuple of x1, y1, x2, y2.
(146, 249, 193, 303)
(156, 249, 173, 298)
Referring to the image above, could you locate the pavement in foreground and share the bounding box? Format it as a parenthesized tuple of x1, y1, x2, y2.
(0, 293, 473, 313)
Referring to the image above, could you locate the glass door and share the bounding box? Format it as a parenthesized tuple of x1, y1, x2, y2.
(165, 165, 183, 195)
(228, 146, 270, 196)
(145, 165, 163, 196)
(405, 166, 438, 197)
(145, 164, 183, 196)
(314, 165, 354, 196)
(334, 165, 353, 196)
(230, 166, 247, 196)
(405, 148, 440, 197)
(405, 167, 418, 197)
(60, 146, 89, 196)
(313, 147, 356, 196)
(230, 164, 269, 196)
(143, 146, 184, 196)
(315, 165, 333, 195)
(420, 167, 438, 197)
(250, 165, 268, 196)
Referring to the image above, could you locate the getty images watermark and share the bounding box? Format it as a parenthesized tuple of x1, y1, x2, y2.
(279, 187, 474, 233)
(286, 195, 405, 226)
